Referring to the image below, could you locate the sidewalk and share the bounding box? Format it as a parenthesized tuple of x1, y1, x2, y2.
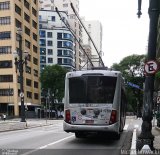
(153, 126, 160, 150)
(0, 118, 61, 132)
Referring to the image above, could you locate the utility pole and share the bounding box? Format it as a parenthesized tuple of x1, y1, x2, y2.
(14, 28, 28, 122)
(136, 0, 159, 151)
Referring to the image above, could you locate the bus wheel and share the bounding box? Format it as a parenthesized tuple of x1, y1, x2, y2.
(75, 132, 85, 138)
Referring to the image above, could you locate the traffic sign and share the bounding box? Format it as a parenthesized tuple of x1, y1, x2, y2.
(20, 92, 24, 97)
(157, 97, 160, 104)
(144, 60, 158, 74)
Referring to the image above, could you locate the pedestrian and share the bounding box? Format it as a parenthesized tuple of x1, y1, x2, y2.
(3, 114, 6, 121)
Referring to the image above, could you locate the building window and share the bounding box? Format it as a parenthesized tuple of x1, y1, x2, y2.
(47, 32, 52, 38)
(0, 60, 12, 68)
(34, 81, 38, 88)
(51, 16, 55, 21)
(39, 30, 46, 37)
(48, 49, 53, 55)
(0, 16, 10, 25)
(39, 24, 42, 29)
(33, 33, 37, 41)
(63, 41, 73, 49)
(47, 40, 53, 46)
(0, 89, 14, 96)
(40, 56, 46, 63)
(0, 75, 13, 82)
(24, 13, 30, 23)
(0, 46, 11, 54)
(24, 0, 30, 10)
(48, 58, 53, 63)
(32, 20, 37, 29)
(25, 40, 31, 49)
(33, 57, 38, 65)
(25, 66, 31, 74)
(58, 50, 62, 56)
(33, 45, 38, 53)
(26, 79, 32, 86)
(40, 39, 46, 46)
(25, 26, 30, 36)
(58, 58, 62, 64)
(15, 19, 22, 28)
(34, 93, 39, 100)
(57, 41, 62, 48)
(40, 65, 46, 70)
(27, 91, 32, 99)
(27, 54, 31, 61)
(15, 4, 21, 15)
(40, 48, 46, 55)
(32, 7, 37, 17)
(34, 69, 38, 77)
(57, 33, 62, 39)
(64, 33, 73, 40)
(0, 1, 10, 10)
(0, 31, 11, 40)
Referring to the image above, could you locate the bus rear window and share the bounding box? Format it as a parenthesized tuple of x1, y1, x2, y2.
(69, 76, 117, 104)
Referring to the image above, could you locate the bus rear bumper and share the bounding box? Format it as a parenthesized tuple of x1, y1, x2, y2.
(63, 121, 119, 134)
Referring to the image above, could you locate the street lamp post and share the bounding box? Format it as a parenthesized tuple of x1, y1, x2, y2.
(13, 28, 28, 122)
(136, 0, 159, 150)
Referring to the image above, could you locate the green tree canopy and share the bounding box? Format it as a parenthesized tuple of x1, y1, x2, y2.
(40, 65, 68, 102)
(111, 54, 146, 113)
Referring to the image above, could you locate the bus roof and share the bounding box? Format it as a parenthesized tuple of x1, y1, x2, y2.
(66, 69, 122, 78)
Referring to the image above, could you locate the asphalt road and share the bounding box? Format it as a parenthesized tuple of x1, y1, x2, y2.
(0, 117, 138, 155)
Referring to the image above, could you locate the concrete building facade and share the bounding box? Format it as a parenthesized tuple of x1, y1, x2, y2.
(0, 0, 40, 117)
(39, 0, 83, 70)
(39, 10, 75, 71)
(82, 19, 103, 67)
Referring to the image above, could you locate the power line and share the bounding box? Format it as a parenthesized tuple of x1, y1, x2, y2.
(70, 3, 105, 67)
(55, 7, 94, 68)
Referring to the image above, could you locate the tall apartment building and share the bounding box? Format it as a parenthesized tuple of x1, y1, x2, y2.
(0, 0, 40, 117)
(39, 10, 75, 71)
(39, 0, 83, 70)
(82, 19, 103, 67)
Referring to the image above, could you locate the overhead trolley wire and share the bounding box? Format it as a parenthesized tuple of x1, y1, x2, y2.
(70, 3, 105, 67)
(55, 7, 94, 68)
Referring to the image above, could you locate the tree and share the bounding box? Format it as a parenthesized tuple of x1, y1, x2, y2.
(40, 65, 68, 103)
(111, 54, 146, 115)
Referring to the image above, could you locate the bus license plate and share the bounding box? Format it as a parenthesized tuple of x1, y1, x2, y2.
(85, 120, 94, 124)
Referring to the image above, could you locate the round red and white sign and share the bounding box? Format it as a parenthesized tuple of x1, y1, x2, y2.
(144, 60, 158, 74)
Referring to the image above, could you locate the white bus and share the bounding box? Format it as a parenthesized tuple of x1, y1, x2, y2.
(63, 69, 127, 139)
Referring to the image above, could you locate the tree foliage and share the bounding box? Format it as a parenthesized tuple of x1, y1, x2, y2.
(40, 65, 68, 102)
(111, 54, 146, 113)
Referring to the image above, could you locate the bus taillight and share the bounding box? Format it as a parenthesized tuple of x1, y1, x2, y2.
(65, 109, 71, 124)
(109, 110, 117, 125)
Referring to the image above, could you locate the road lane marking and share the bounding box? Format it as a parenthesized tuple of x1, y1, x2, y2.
(130, 129, 137, 155)
(39, 135, 74, 149)
(21, 135, 74, 155)
(124, 124, 129, 130)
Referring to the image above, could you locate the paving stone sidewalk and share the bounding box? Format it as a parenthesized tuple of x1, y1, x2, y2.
(153, 126, 160, 150)
(0, 118, 60, 132)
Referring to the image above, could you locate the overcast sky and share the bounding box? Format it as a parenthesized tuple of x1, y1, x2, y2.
(79, 0, 149, 67)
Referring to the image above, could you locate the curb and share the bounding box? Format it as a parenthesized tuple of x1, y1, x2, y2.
(0, 122, 55, 133)
(155, 126, 160, 131)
